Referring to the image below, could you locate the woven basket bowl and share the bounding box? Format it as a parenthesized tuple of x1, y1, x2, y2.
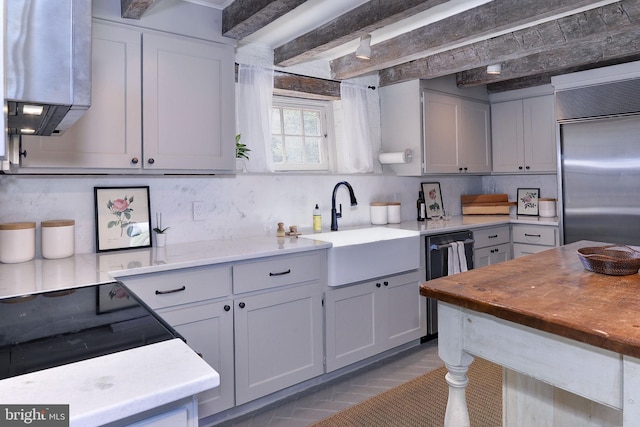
(577, 245, 640, 276)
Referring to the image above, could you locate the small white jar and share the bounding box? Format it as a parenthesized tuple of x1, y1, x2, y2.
(370, 202, 388, 225)
(41, 219, 75, 259)
(0, 222, 36, 263)
(538, 199, 557, 218)
(387, 202, 401, 224)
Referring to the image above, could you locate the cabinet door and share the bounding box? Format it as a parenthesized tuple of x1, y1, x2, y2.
(383, 270, 426, 348)
(234, 284, 324, 405)
(523, 95, 557, 172)
(158, 301, 235, 417)
(491, 100, 524, 173)
(474, 243, 511, 268)
(459, 99, 492, 173)
(423, 92, 460, 173)
(380, 80, 423, 176)
(142, 32, 235, 172)
(20, 22, 142, 170)
(325, 281, 383, 372)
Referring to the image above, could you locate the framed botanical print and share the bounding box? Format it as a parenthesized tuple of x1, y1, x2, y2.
(94, 186, 152, 252)
(517, 188, 540, 216)
(421, 182, 445, 219)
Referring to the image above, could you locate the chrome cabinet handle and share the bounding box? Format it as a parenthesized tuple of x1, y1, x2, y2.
(155, 285, 186, 295)
(269, 269, 291, 276)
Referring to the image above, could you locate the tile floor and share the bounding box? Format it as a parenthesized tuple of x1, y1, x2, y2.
(214, 340, 442, 427)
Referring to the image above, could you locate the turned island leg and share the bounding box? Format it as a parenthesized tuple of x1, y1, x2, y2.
(438, 302, 475, 427)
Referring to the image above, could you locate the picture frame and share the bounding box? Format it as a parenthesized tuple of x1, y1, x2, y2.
(517, 188, 540, 216)
(421, 182, 445, 219)
(94, 186, 152, 252)
(96, 282, 137, 314)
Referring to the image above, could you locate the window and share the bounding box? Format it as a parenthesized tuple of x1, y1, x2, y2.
(271, 97, 330, 171)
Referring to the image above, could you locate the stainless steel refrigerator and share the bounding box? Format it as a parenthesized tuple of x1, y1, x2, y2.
(561, 115, 640, 245)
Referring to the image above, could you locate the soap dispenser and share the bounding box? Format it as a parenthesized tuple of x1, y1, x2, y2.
(313, 204, 322, 232)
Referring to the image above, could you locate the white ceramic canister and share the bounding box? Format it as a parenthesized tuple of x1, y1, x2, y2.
(387, 202, 401, 224)
(0, 222, 36, 263)
(370, 202, 388, 225)
(538, 198, 557, 218)
(41, 219, 75, 259)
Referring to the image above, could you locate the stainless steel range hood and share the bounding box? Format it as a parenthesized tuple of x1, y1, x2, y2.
(6, 0, 91, 136)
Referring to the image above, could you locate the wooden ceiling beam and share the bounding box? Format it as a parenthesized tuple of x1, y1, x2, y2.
(377, 1, 637, 87)
(330, 0, 619, 80)
(120, 0, 155, 19)
(457, 29, 640, 88)
(223, 0, 308, 40)
(274, 0, 448, 67)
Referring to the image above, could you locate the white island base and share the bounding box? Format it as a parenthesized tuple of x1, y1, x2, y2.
(438, 303, 637, 427)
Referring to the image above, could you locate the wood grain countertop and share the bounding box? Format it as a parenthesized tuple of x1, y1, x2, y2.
(420, 241, 640, 358)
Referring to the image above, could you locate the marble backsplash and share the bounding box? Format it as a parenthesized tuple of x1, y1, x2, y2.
(0, 173, 556, 257)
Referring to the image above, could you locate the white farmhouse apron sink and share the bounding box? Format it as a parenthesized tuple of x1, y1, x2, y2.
(301, 227, 420, 286)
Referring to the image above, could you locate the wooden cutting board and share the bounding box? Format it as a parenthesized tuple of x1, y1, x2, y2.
(461, 194, 516, 215)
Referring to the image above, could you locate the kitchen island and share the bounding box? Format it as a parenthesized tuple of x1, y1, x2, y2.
(420, 241, 639, 426)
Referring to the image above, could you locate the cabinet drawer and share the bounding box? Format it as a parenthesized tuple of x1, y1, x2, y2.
(473, 226, 510, 248)
(513, 243, 553, 258)
(122, 265, 232, 309)
(512, 225, 557, 246)
(233, 251, 324, 294)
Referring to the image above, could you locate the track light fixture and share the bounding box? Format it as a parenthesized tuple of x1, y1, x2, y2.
(355, 35, 372, 60)
(486, 64, 502, 75)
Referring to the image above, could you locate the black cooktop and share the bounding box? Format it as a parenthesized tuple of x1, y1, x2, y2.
(0, 282, 181, 380)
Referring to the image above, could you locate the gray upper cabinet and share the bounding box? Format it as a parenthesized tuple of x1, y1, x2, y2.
(491, 88, 557, 174)
(17, 21, 235, 174)
(423, 91, 492, 174)
(380, 79, 491, 176)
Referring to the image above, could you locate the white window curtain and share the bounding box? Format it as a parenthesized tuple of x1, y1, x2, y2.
(339, 82, 374, 173)
(237, 64, 274, 172)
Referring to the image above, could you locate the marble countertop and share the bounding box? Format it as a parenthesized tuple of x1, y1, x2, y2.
(1, 339, 219, 426)
(0, 215, 558, 300)
(0, 214, 559, 424)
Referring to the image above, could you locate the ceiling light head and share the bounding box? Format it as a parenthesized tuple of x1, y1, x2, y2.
(355, 35, 372, 60)
(486, 64, 502, 75)
(22, 105, 44, 115)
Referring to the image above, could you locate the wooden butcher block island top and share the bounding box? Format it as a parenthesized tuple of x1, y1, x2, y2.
(420, 240, 640, 358)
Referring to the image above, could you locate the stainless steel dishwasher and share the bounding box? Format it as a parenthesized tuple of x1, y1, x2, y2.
(422, 230, 474, 342)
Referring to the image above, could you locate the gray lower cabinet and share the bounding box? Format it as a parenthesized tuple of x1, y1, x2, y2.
(119, 250, 326, 418)
(473, 225, 511, 268)
(233, 284, 324, 405)
(324, 269, 426, 372)
(119, 265, 235, 418)
(512, 224, 559, 257)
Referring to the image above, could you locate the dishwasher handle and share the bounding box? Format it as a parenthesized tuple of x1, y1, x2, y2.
(429, 238, 475, 251)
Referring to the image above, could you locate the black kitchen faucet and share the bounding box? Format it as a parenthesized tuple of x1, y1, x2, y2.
(331, 181, 357, 231)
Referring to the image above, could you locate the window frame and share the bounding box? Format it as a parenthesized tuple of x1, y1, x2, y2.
(271, 96, 333, 172)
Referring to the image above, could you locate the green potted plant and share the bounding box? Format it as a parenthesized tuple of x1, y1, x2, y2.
(235, 134, 250, 172)
(153, 213, 169, 247)
(235, 134, 250, 159)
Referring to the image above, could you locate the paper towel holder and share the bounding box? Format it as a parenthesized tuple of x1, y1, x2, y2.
(378, 149, 413, 165)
